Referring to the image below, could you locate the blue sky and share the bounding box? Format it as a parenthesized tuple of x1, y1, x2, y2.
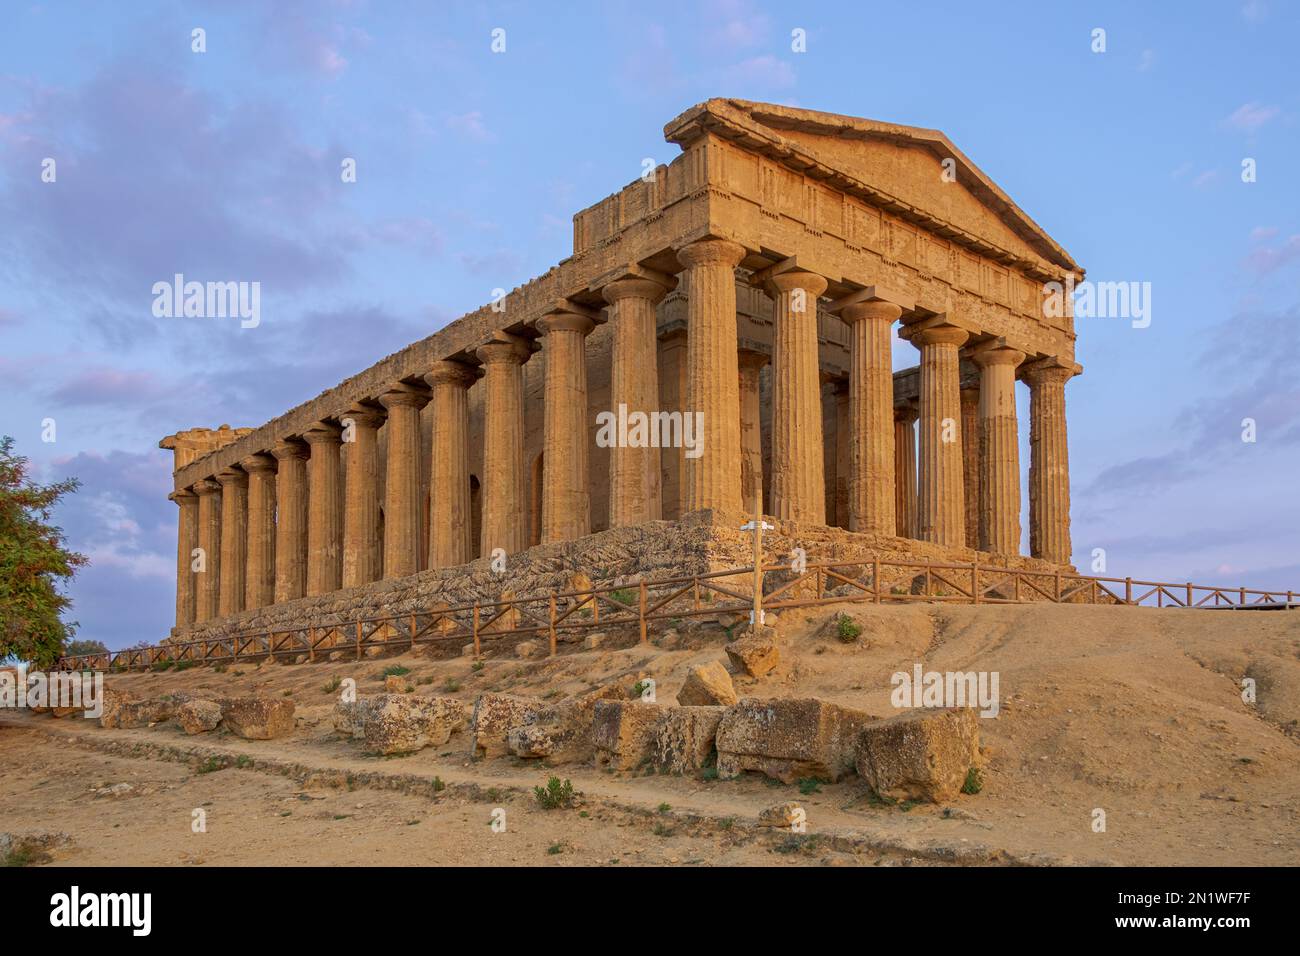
(1, 0, 1297, 649)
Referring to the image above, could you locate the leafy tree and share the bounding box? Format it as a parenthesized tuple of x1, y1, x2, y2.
(0, 436, 87, 667)
(63, 638, 109, 658)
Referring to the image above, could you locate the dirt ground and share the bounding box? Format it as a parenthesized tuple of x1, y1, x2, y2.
(3, 601, 1298, 867)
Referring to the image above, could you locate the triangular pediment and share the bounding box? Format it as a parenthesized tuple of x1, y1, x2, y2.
(665, 99, 1079, 275)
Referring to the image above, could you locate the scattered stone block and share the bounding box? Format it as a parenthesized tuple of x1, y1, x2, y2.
(758, 801, 802, 828)
(364, 647, 383, 659)
(384, 675, 407, 693)
(471, 693, 545, 759)
(219, 696, 295, 740)
(328, 651, 346, 662)
(651, 706, 724, 774)
(724, 632, 781, 678)
(592, 700, 668, 771)
(97, 687, 135, 729)
(583, 632, 607, 651)
(855, 707, 980, 803)
(332, 699, 372, 739)
(677, 661, 737, 707)
(461, 643, 476, 657)
(716, 697, 870, 783)
(111, 698, 177, 730)
(361, 695, 467, 755)
(177, 699, 223, 735)
(514, 640, 542, 660)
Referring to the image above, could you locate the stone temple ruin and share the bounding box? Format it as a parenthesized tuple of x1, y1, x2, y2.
(158, 99, 1083, 644)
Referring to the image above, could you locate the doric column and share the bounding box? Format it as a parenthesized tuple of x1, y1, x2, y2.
(216, 468, 247, 616)
(657, 328, 689, 520)
(833, 381, 850, 528)
(378, 385, 429, 579)
(960, 387, 980, 549)
(841, 300, 901, 534)
(604, 273, 673, 527)
(973, 346, 1025, 555)
(271, 439, 309, 603)
(425, 361, 479, 568)
(913, 324, 969, 547)
(241, 454, 277, 609)
(765, 269, 828, 523)
(737, 349, 768, 513)
(1025, 359, 1077, 564)
(194, 479, 222, 622)
(894, 403, 918, 538)
(677, 239, 746, 515)
(476, 334, 531, 557)
(169, 488, 198, 628)
(303, 422, 343, 596)
(340, 405, 384, 588)
(537, 311, 595, 543)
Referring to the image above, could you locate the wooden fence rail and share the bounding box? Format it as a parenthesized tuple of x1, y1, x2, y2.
(52, 559, 1298, 673)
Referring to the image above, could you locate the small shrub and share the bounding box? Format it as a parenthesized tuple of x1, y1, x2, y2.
(471, 661, 484, 672)
(774, 834, 820, 855)
(610, 588, 635, 606)
(962, 767, 983, 795)
(213, 663, 227, 673)
(323, 676, 341, 694)
(700, 766, 720, 782)
(632, 680, 652, 699)
(797, 777, 824, 795)
(174, 660, 196, 671)
(653, 822, 674, 838)
(834, 614, 861, 643)
(533, 776, 575, 810)
(657, 802, 672, 814)
(196, 757, 224, 774)
(151, 660, 175, 672)
(380, 664, 410, 678)
(235, 755, 252, 769)
(443, 677, 461, 693)
(546, 842, 566, 855)
(432, 777, 446, 792)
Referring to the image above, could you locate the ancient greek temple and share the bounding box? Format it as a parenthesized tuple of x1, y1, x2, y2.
(161, 100, 1081, 638)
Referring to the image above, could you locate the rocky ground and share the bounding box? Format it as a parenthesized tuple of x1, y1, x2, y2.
(3, 601, 1298, 867)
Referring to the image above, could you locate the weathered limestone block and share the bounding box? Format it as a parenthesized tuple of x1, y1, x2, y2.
(592, 700, 668, 771)
(724, 631, 781, 678)
(383, 675, 407, 693)
(332, 698, 373, 739)
(361, 695, 468, 755)
(97, 687, 135, 729)
(505, 679, 635, 763)
(651, 706, 724, 774)
(110, 698, 177, 730)
(758, 801, 802, 828)
(177, 699, 223, 735)
(219, 697, 296, 740)
(715, 697, 871, 783)
(514, 640, 542, 660)
(471, 693, 545, 759)
(677, 661, 737, 706)
(855, 707, 980, 803)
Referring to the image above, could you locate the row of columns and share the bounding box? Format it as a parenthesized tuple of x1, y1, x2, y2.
(170, 236, 1075, 631)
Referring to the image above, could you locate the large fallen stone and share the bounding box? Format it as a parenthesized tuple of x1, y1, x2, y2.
(361, 695, 468, 755)
(110, 697, 177, 730)
(503, 679, 637, 763)
(97, 687, 135, 728)
(651, 706, 724, 774)
(176, 699, 223, 735)
(855, 707, 980, 803)
(677, 661, 737, 707)
(724, 632, 781, 678)
(592, 700, 668, 771)
(219, 697, 295, 740)
(332, 698, 375, 739)
(471, 694, 546, 759)
(716, 697, 871, 783)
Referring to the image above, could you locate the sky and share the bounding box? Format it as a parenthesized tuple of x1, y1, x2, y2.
(1, 0, 1297, 650)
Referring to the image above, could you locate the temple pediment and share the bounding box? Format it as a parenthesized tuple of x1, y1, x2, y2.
(665, 99, 1080, 276)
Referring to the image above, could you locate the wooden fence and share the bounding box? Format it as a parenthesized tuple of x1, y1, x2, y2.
(52, 558, 1298, 672)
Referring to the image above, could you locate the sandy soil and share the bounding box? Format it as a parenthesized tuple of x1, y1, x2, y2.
(3, 601, 1298, 867)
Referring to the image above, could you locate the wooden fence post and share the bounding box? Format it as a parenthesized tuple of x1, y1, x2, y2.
(354, 619, 362, 661)
(639, 580, 648, 645)
(872, 559, 881, 604)
(548, 595, 557, 657)
(472, 604, 481, 657)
